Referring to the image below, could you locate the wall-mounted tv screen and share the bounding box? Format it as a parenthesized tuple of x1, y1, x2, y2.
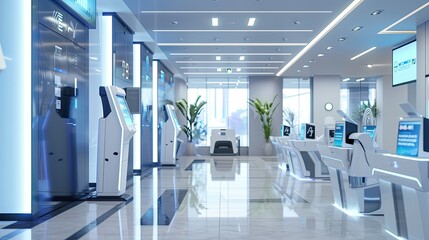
(396, 120, 420, 157)
(392, 40, 417, 87)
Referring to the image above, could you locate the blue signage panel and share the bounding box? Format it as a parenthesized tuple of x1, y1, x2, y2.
(55, 0, 96, 28)
(363, 125, 376, 141)
(396, 121, 420, 157)
(116, 95, 134, 128)
(334, 123, 344, 147)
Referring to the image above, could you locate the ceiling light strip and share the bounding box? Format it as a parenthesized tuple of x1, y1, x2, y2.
(180, 66, 279, 69)
(276, 0, 364, 76)
(176, 60, 284, 63)
(350, 47, 376, 60)
(170, 53, 292, 56)
(158, 43, 307, 47)
(378, 2, 429, 34)
(141, 10, 332, 14)
(153, 29, 313, 32)
(184, 72, 275, 75)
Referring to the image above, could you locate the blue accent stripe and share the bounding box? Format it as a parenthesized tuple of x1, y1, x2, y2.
(141, 189, 188, 225)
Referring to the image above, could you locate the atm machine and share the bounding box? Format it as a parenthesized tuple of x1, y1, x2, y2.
(369, 104, 429, 240)
(96, 86, 136, 199)
(160, 104, 181, 166)
(285, 123, 329, 179)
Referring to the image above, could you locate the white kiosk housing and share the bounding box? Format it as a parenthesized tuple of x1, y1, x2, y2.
(160, 104, 181, 165)
(210, 129, 238, 155)
(369, 104, 429, 240)
(96, 86, 136, 198)
(284, 123, 330, 179)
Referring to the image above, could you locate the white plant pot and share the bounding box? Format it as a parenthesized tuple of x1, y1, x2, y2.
(263, 142, 273, 156)
(186, 141, 197, 156)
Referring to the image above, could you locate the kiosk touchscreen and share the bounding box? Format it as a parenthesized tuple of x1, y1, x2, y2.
(396, 118, 429, 157)
(160, 104, 181, 165)
(281, 125, 291, 136)
(96, 86, 136, 199)
(300, 123, 315, 140)
(333, 121, 358, 147)
(362, 125, 376, 142)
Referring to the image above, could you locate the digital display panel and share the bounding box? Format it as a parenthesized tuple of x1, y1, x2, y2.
(282, 125, 291, 136)
(56, 0, 96, 28)
(363, 125, 376, 142)
(392, 40, 417, 87)
(333, 123, 344, 147)
(116, 95, 134, 128)
(396, 121, 420, 157)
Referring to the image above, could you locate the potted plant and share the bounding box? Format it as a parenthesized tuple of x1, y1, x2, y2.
(283, 107, 297, 133)
(248, 95, 279, 155)
(176, 96, 207, 155)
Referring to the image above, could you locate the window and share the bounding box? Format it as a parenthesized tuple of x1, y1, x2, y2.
(187, 78, 249, 146)
(283, 78, 313, 135)
(340, 78, 377, 128)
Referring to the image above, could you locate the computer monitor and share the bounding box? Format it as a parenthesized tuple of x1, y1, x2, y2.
(281, 125, 291, 136)
(363, 125, 376, 142)
(300, 123, 315, 140)
(116, 95, 134, 129)
(396, 120, 421, 157)
(333, 121, 358, 147)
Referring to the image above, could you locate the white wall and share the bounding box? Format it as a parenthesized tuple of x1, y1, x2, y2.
(376, 75, 408, 153)
(312, 75, 342, 137)
(0, 0, 32, 214)
(249, 76, 283, 156)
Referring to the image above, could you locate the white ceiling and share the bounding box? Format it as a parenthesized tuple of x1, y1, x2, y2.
(113, 0, 429, 80)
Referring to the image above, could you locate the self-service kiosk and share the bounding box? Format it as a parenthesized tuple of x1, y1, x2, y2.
(285, 123, 329, 179)
(160, 104, 181, 165)
(96, 86, 136, 199)
(318, 124, 382, 214)
(369, 104, 429, 240)
(318, 110, 382, 214)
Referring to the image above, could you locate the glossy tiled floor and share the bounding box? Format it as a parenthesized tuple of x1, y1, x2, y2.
(0, 156, 390, 239)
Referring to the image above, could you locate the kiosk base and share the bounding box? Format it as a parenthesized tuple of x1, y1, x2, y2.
(87, 193, 132, 202)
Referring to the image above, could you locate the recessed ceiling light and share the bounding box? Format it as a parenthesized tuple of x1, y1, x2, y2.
(371, 10, 383, 16)
(179, 37, 184, 42)
(237, 68, 242, 72)
(217, 68, 222, 72)
(276, 0, 364, 76)
(297, 69, 302, 72)
(352, 26, 363, 31)
(303, 65, 309, 68)
(342, 78, 350, 82)
(338, 37, 347, 41)
(367, 64, 373, 68)
(350, 47, 376, 60)
(227, 68, 232, 73)
(248, 18, 256, 26)
(276, 48, 281, 52)
(213, 37, 220, 42)
(243, 37, 250, 42)
(356, 77, 365, 82)
(239, 56, 245, 61)
(309, 59, 315, 63)
(212, 18, 219, 26)
(317, 53, 325, 57)
(293, 20, 300, 25)
(216, 56, 221, 60)
(327, 46, 333, 50)
(282, 37, 288, 42)
(171, 21, 179, 25)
